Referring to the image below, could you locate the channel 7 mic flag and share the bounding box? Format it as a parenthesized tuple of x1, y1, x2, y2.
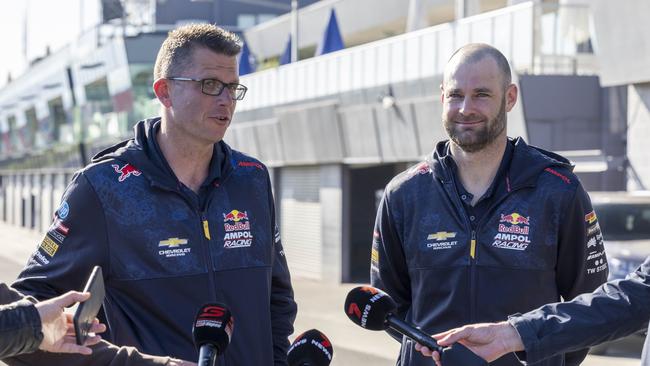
(287, 329, 333, 366)
(344, 286, 487, 366)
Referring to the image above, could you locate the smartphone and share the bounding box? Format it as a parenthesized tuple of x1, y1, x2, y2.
(73, 266, 105, 346)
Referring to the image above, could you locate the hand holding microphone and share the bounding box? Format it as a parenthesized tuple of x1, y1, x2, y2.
(343, 286, 487, 366)
(192, 303, 234, 366)
(287, 329, 333, 366)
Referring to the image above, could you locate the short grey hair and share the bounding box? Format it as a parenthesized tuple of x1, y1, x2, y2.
(154, 23, 241, 79)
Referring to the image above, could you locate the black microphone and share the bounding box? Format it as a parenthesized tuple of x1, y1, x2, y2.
(192, 303, 234, 366)
(287, 329, 333, 366)
(344, 286, 487, 366)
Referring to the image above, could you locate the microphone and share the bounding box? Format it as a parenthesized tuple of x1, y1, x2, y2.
(192, 303, 234, 366)
(344, 286, 487, 366)
(287, 329, 333, 366)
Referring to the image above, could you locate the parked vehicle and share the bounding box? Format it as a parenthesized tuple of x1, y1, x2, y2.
(587, 191, 650, 355)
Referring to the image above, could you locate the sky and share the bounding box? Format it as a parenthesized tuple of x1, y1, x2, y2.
(0, 0, 100, 89)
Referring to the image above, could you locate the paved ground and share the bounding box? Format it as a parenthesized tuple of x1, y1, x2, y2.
(0, 222, 642, 365)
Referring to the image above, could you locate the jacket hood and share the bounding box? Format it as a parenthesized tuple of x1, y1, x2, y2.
(430, 137, 574, 189)
(90, 118, 234, 189)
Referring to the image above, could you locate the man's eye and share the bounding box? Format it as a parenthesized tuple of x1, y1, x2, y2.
(448, 94, 462, 99)
(203, 80, 216, 88)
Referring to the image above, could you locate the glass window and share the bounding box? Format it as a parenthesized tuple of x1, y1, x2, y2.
(237, 14, 256, 29)
(594, 203, 650, 241)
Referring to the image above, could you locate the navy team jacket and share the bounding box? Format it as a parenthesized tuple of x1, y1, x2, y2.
(509, 256, 650, 364)
(371, 138, 609, 366)
(13, 118, 297, 365)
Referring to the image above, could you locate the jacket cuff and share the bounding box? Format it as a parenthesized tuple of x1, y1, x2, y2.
(0, 299, 43, 358)
(507, 314, 540, 364)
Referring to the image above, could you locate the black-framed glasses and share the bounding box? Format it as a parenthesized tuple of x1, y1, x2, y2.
(166, 77, 248, 100)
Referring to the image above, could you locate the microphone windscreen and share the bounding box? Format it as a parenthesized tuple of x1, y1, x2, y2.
(343, 286, 396, 331)
(192, 303, 233, 355)
(287, 329, 333, 366)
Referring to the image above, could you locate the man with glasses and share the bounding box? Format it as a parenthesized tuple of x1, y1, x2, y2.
(9, 24, 297, 365)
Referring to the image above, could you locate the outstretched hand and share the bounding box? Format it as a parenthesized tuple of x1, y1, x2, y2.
(414, 321, 524, 366)
(35, 291, 106, 354)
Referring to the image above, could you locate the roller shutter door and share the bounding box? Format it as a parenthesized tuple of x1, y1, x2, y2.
(280, 166, 322, 280)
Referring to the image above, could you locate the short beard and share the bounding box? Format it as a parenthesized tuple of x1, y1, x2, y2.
(443, 99, 507, 153)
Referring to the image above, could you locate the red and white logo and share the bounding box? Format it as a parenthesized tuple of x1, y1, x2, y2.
(493, 212, 532, 251)
(223, 209, 253, 248)
(112, 163, 141, 182)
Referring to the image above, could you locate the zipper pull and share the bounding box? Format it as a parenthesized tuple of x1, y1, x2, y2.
(470, 230, 476, 259)
(202, 213, 211, 240)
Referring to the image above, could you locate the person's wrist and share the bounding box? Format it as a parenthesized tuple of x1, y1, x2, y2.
(19, 300, 45, 350)
(497, 321, 524, 353)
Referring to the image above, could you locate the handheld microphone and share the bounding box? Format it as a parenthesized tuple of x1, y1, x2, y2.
(344, 286, 487, 366)
(192, 303, 234, 366)
(287, 329, 333, 366)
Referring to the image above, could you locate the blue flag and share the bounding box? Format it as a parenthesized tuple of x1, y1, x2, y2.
(279, 35, 292, 65)
(239, 41, 255, 75)
(316, 8, 344, 56)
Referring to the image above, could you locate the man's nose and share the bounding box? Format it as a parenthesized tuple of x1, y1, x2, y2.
(458, 96, 475, 115)
(215, 89, 234, 106)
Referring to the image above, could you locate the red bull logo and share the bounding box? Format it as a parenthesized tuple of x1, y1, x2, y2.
(500, 212, 530, 225)
(112, 163, 141, 182)
(585, 211, 597, 224)
(223, 209, 249, 222)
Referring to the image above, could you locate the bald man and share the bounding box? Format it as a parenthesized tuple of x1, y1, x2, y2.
(369, 43, 608, 366)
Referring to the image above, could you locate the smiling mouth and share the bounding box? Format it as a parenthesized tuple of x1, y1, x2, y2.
(456, 120, 484, 125)
(210, 116, 230, 123)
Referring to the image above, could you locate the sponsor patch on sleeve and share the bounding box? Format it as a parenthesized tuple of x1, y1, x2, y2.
(371, 231, 382, 269)
(39, 235, 60, 257)
(585, 216, 607, 274)
(584, 210, 597, 224)
(274, 225, 281, 244)
(56, 201, 70, 220)
(371, 247, 379, 264)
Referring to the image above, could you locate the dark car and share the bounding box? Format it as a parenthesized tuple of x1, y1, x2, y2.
(587, 191, 650, 355)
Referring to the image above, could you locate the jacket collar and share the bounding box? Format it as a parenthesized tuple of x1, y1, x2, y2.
(430, 137, 573, 190)
(91, 118, 235, 190)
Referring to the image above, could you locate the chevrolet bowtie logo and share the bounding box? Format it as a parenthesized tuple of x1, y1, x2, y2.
(158, 238, 188, 247)
(427, 232, 457, 241)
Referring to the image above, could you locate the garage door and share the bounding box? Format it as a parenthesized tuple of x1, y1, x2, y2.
(280, 166, 322, 280)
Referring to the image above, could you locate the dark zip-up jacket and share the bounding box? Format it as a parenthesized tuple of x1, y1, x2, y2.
(0, 284, 41, 358)
(11, 118, 297, 365)
(371, 138, 609, 366)
(509, 255, 650, 364)
(1, 284, 180, 365)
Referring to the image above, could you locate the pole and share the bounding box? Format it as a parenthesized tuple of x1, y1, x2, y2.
(291, 0, 298, 62)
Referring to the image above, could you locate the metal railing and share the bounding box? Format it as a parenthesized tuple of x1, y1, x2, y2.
(238, 1, 594, 112)
(0, 1, 595, 163)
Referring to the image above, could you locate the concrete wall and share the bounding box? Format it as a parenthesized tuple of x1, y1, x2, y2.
(590, 0, 650, 87)
(518, 74, 626, 191)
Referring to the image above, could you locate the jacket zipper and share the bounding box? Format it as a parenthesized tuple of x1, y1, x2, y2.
(202, 213, 211, 240)
(445, 180, 478, 322)
(469, 229, 477, 322)
(154, 181, 220, 302)
(470, 230, 477, 259)
(199, 210, 218, 302)
(468, 183, 532, 322)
